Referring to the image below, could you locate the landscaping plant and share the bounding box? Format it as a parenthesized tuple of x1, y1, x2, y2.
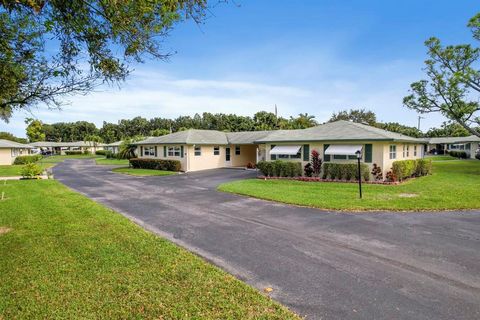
(20, 163, 43, 179)
(311, 150, 322, 176)
(13, 154, 42, 165)
(371, 163, 383, 181)
(129, 158, 181, 171)
(304, 163, 314, 177)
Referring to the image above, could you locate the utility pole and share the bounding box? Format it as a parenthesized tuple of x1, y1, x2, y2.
(417, 116, 424, 131)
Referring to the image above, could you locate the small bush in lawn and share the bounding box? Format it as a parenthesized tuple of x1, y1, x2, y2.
(386, 170, 397, 182)
(105, 150, 114, 159)
(83, 150, 91, 155)
(95, 150, 107, 156)
(129, 158, 181, 171)
(392, 159, 432, 181)
(448, 150, 468, 158)
(414, 159, 432, 176)
(21, 163, 43, 178)
(304, 163, 313, 177)
(13, 154, 42, 165)
(65, 151, 83, 155)
(246, 162, 256, 169)
(371, 163, 383, 181)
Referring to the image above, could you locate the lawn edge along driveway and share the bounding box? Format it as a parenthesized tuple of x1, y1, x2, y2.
(0, 179, 298, 319)
(217, 160, 480, 211)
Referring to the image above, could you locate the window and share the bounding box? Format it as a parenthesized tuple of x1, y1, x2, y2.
(11, 148, 18, 157)
(278, 150, 301, 159)
(168, 146, 181, 157)
(414, 145, 417, 157)
(402, 145, 406, 158)
(333, 154, 357, 160)
(213, 146, 220, 155)
(406, 145, 410, 157)
(144, 146, 155, 156)
(194, 146, 201, 156)
(389, 145, 397, 159)
(235, 146, 241, 155)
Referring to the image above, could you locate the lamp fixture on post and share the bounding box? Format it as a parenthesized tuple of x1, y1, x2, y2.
(355, 149, 363, 199)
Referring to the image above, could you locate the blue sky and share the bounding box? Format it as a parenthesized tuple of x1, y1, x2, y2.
(2, 0, 478, 137)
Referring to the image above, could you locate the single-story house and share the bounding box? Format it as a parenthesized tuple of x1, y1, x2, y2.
(29, 141, 105, 155)
(0, 139, 33, 165)
(104, 141, 123, 154)
(135, 120, 426, 178)
(426, 135, 480, 158)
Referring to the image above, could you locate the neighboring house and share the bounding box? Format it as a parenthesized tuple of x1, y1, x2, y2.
(0, 140, 32, 165)
(135, 121, 425, 177)
(104, 141, 123, 154)
(29, 141, 105, 155)
(426, 135, 480, 158)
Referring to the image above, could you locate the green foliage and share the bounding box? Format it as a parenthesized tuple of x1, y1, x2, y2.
(304, 163, 314, 177)
(425, 121, 471, 137)
(371, 163, 383, 181)
(129, 158, 181, 172)
(322, 163, 370, 181)
(311, 150, 322, 176)
(95, 150, 107, 156)
(150, 128, 171, 136)
(448, 150, 468, 159)
(65, 151, 83, 155)
(20, 163, 42, 178)
(256, 160, 302, 177)
(13, 154, 42, 165)
(25, 118, 45, 142)
(329, 109, 377, 126)
(1, 0, 208, 120)
(403, 24, 480, 137)
(376, 122, 423, 138)
(0, 131, 27, 143)
(391, 159, 432, 181)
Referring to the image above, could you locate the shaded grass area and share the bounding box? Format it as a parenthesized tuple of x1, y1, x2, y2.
(0, 180, 296, 319)
(38, 154, 101, 163)
(218, 161, 480, 211)
(112, 167, 177, 176)
(0, 163, 54, 177)
(95, 158, 129, 165)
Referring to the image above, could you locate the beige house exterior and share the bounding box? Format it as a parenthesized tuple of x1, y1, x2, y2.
(0, 140, 33, 165)
(135, 121, 426, 178)
(104, 141, 123, 154)
(426, 135, 480, 159)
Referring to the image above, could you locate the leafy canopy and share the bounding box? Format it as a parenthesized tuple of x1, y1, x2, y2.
(403, 13, 480, 137)
(0, 0, 207, 121)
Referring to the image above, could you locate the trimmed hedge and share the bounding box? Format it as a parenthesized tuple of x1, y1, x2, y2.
(448, 150, 468, 159)
(95, 150, 107, 156)
(13, 154, 42, 165)
(256, 160, 302, 177)
(65, 151, 83, 155)
(391, 158, 432, 181)
(129, 158, 181, 172)
(322, 163, 370, 181)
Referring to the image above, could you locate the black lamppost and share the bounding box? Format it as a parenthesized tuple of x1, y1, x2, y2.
(355, 150, 362, 199)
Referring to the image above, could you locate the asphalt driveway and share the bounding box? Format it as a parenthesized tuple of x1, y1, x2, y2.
(54, 160, 480, 320)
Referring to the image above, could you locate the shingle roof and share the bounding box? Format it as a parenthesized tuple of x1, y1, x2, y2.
(226, 131, 273, 144)
(105, 141, 123, 147)
(255, 120, 424, 143)
(136, 130, 228, 145)
(0, 139, 32, 149)
(427, 135, 480, 144)
(29, 141, 105, 147)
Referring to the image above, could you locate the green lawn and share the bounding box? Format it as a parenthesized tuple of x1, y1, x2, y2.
(0, 180, 296, 319)
(95, 158, 129, 165)
(38, 154, 101, 163)
(0, 163, 54, 177)
(425, 155, 457, 161)
(112, 167, 177, 176)
(218, 160, 480, 211)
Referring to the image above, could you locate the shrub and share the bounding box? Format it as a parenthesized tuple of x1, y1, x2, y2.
(311, 150, 322, 176)
(83, 150, 91, 155)
(414, 159, 432, 176)
(105, 150, 115, 159)
(95, 150, 107, 156)
(20, 163, 43, 178)
(13, 154, 42, 165)
(392, 159, 432, 181)
(246, 162, 256, 169)
(304, 163, 313, 177)
(129, 158, 181, 171)
(65, 151, 83, 155)
(386, 170, 397, 182)
(476, 153, 480, 160)
(449, 150, 468, 159)
(322, 163, 369, 181)
(256, 160, 301, 177)
(371, 163, 383, 181)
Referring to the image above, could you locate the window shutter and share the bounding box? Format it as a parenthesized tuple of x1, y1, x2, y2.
(303, 144, 310, 161)
(140, 146, 143, 156)
(323, 144, 330, 162)
(181, 146, 184, 158)
(364, 144, 372, 163)
(270, 145, 276, 160)
(154, 146, 158, 157)
(163, 146, 167, 157)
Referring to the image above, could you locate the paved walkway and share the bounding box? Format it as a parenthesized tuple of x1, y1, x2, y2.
(54, 159, 480, 320)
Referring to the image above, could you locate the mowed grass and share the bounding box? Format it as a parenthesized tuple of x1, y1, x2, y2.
(0, 163, 54, 177)
(218, 161, 480, 211)
(425, 155, 458, 161)
(38, 154, 101, 163)
(0, 180, 297, 319)
(95, 158, 129, 165)
(112, 167, 177, 176)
